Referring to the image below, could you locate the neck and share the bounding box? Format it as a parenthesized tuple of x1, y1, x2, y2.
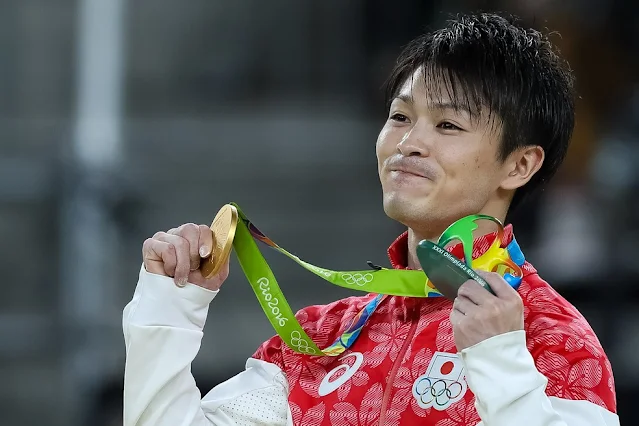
(407, 230, 427, 270)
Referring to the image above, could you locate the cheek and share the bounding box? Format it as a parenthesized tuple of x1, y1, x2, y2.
(441, 150, 493, 192)
(460, 153, 501, 195)
(376, 125, 395, 164)
(473, 153, 485, 171)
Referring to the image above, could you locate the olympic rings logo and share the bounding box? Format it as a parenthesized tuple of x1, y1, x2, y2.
(340, 273, 374, 287)
(290, 330, 317, 355)
(308, 265, 332, 278)
(413, 377, 465, 409)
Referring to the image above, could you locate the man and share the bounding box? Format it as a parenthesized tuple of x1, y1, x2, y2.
(123, 13, 619, 426)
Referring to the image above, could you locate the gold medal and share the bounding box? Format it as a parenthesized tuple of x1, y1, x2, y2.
(200, 204, 238, 279)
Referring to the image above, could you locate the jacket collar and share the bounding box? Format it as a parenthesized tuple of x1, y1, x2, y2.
(387, 224, 515, 270)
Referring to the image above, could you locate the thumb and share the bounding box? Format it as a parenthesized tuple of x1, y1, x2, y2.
(188, 257, 230, 291)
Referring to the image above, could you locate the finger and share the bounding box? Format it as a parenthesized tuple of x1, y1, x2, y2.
(450, 309, 464, 327)
(198, 224, 213, 258)
(476, 270, 519, 299)
(170, 224, 201, 271)
(457, 279, 494, 305)
(154, 233, 191, 286)
(143, 238, 178, 277)
(453, 295, 478, 316)
(187, 256, 230, 290)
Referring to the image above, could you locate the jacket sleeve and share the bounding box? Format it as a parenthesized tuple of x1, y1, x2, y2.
(123, 266, 292, 426)
(461, 330, 619, 426)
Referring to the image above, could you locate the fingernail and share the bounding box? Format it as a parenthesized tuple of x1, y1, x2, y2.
(199, 246, 209, 257)
(177, 277, 188, 287)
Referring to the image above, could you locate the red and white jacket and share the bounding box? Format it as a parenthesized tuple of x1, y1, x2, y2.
(123, 226, 619, 426)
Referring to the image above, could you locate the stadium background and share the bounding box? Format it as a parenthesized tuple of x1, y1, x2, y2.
(0, 0, 637, 424)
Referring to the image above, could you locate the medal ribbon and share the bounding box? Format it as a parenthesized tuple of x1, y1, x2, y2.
(230, 203, 524, 356)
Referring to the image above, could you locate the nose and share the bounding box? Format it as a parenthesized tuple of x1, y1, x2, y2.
(397, 126, 430, 157)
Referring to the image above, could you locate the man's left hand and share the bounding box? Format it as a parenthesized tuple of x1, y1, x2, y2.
(450, 271, 524, 351)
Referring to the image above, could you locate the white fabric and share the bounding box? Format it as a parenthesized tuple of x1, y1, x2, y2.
(123, 266, 291, 426)
(462, 330, 619, 426)
(123, 266, 619, 426)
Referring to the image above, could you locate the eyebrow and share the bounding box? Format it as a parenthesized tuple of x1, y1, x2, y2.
(394, 94, 478, 118)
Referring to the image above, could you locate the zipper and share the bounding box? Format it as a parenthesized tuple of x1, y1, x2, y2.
(378, 305, 419, 425)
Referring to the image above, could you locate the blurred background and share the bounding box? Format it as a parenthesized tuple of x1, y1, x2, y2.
(1, 0, 637, 425)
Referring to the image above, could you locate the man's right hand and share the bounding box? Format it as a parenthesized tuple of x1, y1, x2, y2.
(142, 223, 229, 291)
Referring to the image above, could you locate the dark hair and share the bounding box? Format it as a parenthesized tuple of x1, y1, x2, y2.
(384, 12, 575, 211)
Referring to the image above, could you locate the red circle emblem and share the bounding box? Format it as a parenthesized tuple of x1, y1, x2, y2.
(440, 361, 454, 375)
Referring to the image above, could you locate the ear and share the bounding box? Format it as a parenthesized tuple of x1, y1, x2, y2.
(500, 146, 545, 191)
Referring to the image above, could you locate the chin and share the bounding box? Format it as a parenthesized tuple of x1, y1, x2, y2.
(382, 193, 431, 227)
(382, 192, 461, 238)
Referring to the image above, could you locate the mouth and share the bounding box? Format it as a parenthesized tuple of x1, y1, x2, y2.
(383, 156, 437, 183)
(389, 167, 431, 180)
(392, 169, 426, 178)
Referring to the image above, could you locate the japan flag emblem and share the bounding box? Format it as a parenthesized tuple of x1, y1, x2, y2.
(412, 351, 468, 411)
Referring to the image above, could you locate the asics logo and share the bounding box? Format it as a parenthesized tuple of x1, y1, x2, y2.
(340, 273, 374, 287)
(318, 352, 364, 396)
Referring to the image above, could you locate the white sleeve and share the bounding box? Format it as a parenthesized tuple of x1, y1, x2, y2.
(461, 331, 619, 426)
(123, 266, 292, 426)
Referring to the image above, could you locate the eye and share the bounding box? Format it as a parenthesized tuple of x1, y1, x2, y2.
(437, 121, 462, 131)
(390, 113, 409, 123)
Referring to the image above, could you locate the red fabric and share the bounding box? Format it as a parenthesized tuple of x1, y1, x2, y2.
(253, 227, 616, 425)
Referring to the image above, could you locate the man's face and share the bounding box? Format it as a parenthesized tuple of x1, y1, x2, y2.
(377, 68, 511, 235)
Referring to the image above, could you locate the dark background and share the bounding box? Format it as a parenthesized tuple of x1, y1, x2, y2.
(1, 0, 637, 425)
